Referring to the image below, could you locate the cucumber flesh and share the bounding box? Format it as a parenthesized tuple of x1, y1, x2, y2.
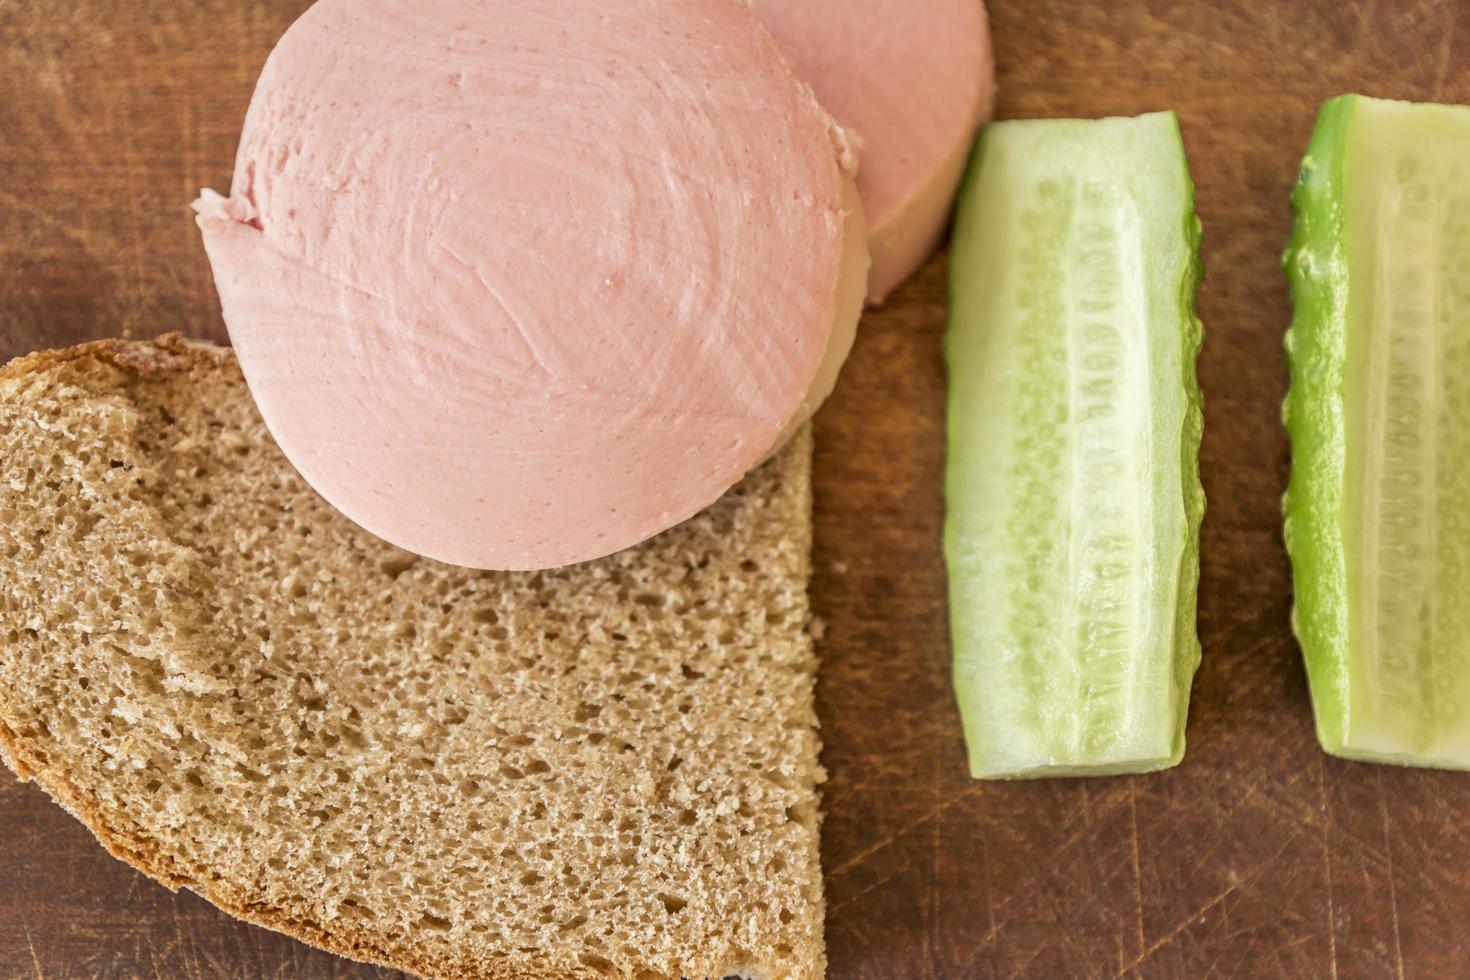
(1284, 95, 1470, 768)
(945, 113, 1205, 779)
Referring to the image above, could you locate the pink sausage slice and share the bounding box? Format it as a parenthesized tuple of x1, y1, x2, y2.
(755, 0, 995, 302)
(195, 0, 867, 570)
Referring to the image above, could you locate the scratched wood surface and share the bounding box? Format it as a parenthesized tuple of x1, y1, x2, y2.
(2, 1, 1469, 977)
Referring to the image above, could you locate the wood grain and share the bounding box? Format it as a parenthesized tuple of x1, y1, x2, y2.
(3, 0, 1469, 977)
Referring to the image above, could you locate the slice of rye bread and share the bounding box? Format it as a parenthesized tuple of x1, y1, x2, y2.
(0, 336, 826, 980)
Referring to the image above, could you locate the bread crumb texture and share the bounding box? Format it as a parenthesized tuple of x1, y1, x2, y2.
(0, 337, 825, 980)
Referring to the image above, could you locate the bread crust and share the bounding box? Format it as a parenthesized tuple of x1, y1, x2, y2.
(0, 332, 235, 383)
(0, 714, 459, 978)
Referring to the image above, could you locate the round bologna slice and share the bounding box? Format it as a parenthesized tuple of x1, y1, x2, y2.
(195, 0, 867, 570)
(754, 0, 994, 302)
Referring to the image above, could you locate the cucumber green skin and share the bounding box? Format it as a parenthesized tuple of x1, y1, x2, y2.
(1284, 95, 1470, 768)
(944, 113, 1205, 779)
(1282, 96, 1355, 759)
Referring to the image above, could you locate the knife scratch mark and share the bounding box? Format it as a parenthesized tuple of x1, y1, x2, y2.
(1378, 771, 1406, 980)
(144, 935, 164, 980)
(982, 834, 997, 980)
(829, 779, 1126, 885)
(1110, 845, 1284, 979)
(1432, 19, 1456, 100)
(1001, 943, 1044, 980)
(825, 783, 985, 879)
(0, 186, 99, 252)
(954, 788, 1141, 977)
(954, 893, 1025, 978)
(926, 783, 941, 979)
(826, 865, 912, 917)
(24, 923, 44, 980)
(1358, 0, 1382, 41)
(1129, 783, 1146, 963)
(1319, 754, 1339, 980)
(169, 895, 196, 980)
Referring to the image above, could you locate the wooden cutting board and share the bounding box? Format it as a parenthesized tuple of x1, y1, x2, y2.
(3, 1, 1468, 976)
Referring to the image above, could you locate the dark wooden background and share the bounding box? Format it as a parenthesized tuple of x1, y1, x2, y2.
(3, 1, 1469, 977)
